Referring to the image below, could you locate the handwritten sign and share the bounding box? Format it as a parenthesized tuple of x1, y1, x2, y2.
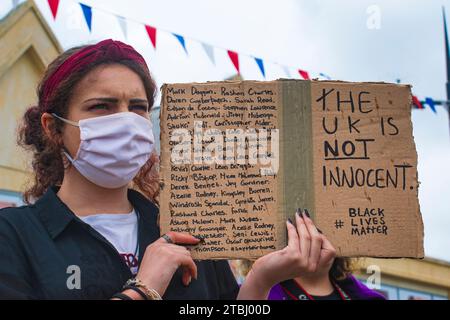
(311, 81, 423, 257)
(159, 81, 284, 260)
(159, 80, 424, 259)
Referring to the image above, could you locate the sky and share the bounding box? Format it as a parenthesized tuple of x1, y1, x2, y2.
(1, 0, 449, 262)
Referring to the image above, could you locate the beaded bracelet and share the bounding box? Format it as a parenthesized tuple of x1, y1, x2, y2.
(123, 278, 162, 300)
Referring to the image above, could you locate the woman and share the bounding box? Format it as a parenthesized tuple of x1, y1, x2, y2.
(0, 39, 330, 300)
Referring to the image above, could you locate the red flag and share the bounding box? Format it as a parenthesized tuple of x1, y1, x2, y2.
(47, 0, 59, 19)
(412, 95, 424, 109)
(227, 50, 239, 74)
(145, 25, 157, 49)
(298, 69, 310, 80)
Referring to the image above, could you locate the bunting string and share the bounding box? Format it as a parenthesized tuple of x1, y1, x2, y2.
(43, 0, 444, 113)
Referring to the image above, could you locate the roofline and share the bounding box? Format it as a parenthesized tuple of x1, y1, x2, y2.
(0, 0, 63, 54)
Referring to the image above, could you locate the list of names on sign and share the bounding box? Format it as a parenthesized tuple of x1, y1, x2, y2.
(160, 81, 284, 259)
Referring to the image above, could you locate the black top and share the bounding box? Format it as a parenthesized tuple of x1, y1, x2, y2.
(310, 290, 341, 301)
(0, 186, 239, 300)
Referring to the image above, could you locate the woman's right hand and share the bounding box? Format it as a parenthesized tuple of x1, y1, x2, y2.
(135, 232, 200, 297)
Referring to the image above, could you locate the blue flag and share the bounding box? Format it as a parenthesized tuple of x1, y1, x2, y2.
(80, 3, 92, 32)
(319, 72, 331, 80)
(254, 57, 265, 78)
(173, 33, 188, 55)
(425, 97, 437, 113)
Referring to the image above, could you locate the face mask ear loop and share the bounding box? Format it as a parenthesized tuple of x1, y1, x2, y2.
(51, 113, 80, 127)
(61, 145, 75, 164)
(50, 113, 78, 164)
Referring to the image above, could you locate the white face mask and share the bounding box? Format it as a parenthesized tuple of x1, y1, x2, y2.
(52, 112, 154, 189)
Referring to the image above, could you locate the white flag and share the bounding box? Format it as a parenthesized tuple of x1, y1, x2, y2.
(117, 15, 127, 39)
(201, 42, 215, 65)
(282, 65, 291, 78)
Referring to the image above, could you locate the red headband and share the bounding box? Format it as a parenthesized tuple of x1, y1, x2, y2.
(42, 39, 149, 111)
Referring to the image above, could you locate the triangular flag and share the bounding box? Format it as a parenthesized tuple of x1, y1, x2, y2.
(145, 25, 157, 49)
(254, 57, 265, 78)
(412, 95, 424, 109)
(117, 16, 127, 39)
(227, 50, 239, 74)
(201, 43, 215, 65)
(298, 69, 310, 80)
(425, 97, 437, 113)
(319, 72, 331, 80)
(80, 3, 92, 32)
(47, 0, 59, 19)
(173, 33, 188, 55)
(282, 65, 291, 78)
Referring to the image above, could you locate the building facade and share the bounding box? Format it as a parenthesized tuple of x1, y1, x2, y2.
(0, 0, 62, 207)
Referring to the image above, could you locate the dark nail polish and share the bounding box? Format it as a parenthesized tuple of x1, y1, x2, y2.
(194, 235, 205, 243)
(317, 228, 323, 234)
(288, 218, 294, 225)
(304, 209, 311, 218)
(296, 208, 303, 217)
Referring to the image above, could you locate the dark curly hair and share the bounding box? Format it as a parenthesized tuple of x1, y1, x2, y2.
(18, 45, 160, 205)
(329, 257, 354, 281)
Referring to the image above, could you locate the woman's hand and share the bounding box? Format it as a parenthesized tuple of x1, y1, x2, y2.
(237, 209, 336, 299)
(296, 209, 336, 279)
(132, 232, 200, 298)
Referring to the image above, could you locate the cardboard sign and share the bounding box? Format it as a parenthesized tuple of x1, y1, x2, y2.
(159, 80, 424, 260)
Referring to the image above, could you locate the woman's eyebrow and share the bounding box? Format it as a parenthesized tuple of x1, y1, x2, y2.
(129, 98, 149, 104)
(83, 97, 148, 104)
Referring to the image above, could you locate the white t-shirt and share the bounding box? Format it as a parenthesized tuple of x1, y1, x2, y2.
(79, 209, 139, 275)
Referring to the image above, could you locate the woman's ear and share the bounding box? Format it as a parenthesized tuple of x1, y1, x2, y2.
(41, 112, 62, 144)
(41, 112, 53, 138)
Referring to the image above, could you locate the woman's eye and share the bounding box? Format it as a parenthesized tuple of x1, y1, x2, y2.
(89, 104, 109, 111)
(129, 105, 148, 112)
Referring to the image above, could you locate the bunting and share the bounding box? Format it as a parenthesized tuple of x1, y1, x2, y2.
(413, 95, 424, 109)
(201, 42, 215, 65)
(42, 0, 444, 112)
(298, 69, 310, 80)
(173, 33, 188, 55)
(282, 65, 291, 78)
(47, 0, 59, 19)
(254, 57, 265, 78)
(319, 72, 331, 80)
(227, 50, 239, 74)
(80, 3, 92, 32)
(425, 97, 437, 113)
(117, 15, 127, 39)
(145, 25, 157, 49)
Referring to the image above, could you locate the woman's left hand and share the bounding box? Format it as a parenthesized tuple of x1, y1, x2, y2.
(237, 209, 336, 299)
(294, 209, 337, 279)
